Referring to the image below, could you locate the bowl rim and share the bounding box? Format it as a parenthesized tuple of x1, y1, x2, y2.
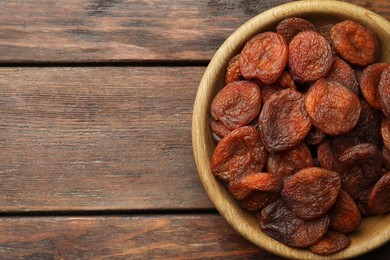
(192, 0, 390, 259)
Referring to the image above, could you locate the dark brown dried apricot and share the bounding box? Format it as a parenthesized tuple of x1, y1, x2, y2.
(305, 79, 361, 135)
(346, 100, 382, 145)
(305, 126, 326, 146)
(260, 199, 329, 248)
(210, 80, 261, 130)
(331, 20, 379, 66)
(309, 231, 350, 256)
(288, 30, 333, 83)
(227, 172, 282, 201)
(368, 171, 390, 214)
(276, 17, 316, 43)
(240, 191, 279, 211)
(282, 167, 341, 220)
(318, 24, 333, 45)
(378, 66, 390, 117)
(211, 126, 268, 182)
(225, 54, 241, 84)
(359, 63, 389, 110)
(383, 146, 390, 170)
(259, 89, 311, 153)
(326, 57, 360, 96)
(266, 143, 313, 177)
(356, 187, 378, 216)
(328, 190, 361, 233)
(381, 119, 390, 150)
(240, 32, 288, 84)
(338, 143, 383, 199)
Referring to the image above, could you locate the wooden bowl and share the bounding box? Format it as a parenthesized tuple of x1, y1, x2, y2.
(192, 1, 390, 259)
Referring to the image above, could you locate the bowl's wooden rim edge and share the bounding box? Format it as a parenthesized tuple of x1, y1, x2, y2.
(192, 1, 390, 259)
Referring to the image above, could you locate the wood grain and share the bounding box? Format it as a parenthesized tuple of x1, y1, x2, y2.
(0, 214, 388, 259)
(0, 67, 215, 211)
(0, 0, 387, 63)
(0, 0, 292, 63)
(0, 214, 278, 259)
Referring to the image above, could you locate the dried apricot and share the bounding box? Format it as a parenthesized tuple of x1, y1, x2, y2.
(211, 126, 268, 182)
(276, 71, 297, 90)
(359, 63, 389, 109)
(357, 187, 378, 216)
(240, 191, 279, 211)
(276, 17, 316, 43)
(317, 24, 333, 45)
(383, 146, 390, 170)
(309, 231, 350, 256)
(326, 57, 360, 96)
(282, 167, 341, 220)
(381, 119, 390, 150)
(338, 143, 383, 199)
(378, 66, 390, 117)
(305, 79, 361, 135)
(240, 32, 288, 84)
(368, 171, 390, 214)
(331, 20, 379, 66)
(225, 54, 241, 84)
(210, 119, 231, 139)
(328, 190, 361, 233)
(210, 80, 261, 130)
(346, 100, 382, 145)
(260, 199, 329, 248)
(317, 140, 338, 172)
(228, 172, 282, 201)
(305, 127, 326, 146)
(259, 89, 311, 153)
(288, 30, 333, 83)
(266, 143, 313, 177)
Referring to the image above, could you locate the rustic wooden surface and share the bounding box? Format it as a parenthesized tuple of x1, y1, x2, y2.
(0, 0, 389, 259)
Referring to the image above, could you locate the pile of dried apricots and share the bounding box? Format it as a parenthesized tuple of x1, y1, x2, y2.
(209, 18, 390, 255)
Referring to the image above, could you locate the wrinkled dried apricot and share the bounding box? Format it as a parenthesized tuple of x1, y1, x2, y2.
(266, 143, 313, 177)
(288, 30, 333, 83)
(260, 199, 329, 248)
(318, 24, 333, 45)
(305, 79, 361, 135)
(338, 143, 383, 199)
(317, 140, 338, 172)
(210, 119, 231, 139)
(383, 146, 390, 170)
(228, 172, 282, 201)
(356, 187, 378, 216)
(359, 63, 389, 109)
(259, 89, 311, 152)
(378, 66, 390, 117)
(305, 127, 326, 146)
(211, 126, 268, 182)
(368, 171, 390, 214)
(309, 231, 350, 256)
(225, 54, 241, 84)
(240, 32, 288, 84)
(381, 119, 390, 150)
(346, 100, 382, 145)
(210, 81, 261, 130)
(328, 190, 361, 233)
(282, 167, 341, 220)
(275, 71, 297, 90)
(276, 17, 316, 43)
(331, 20, 379, 66)
(326, 57, 360, 96)
(240, 191, 279, 211)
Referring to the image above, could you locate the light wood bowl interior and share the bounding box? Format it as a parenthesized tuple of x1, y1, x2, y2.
(192, 1, 390, 259)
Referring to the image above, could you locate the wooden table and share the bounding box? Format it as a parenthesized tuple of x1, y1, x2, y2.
(0, 0, 389, 258)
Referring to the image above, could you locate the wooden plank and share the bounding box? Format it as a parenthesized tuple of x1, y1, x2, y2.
(0, 67, 214, 211)
(0, 0, 388, 63)
(0, 214, 388, 259)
